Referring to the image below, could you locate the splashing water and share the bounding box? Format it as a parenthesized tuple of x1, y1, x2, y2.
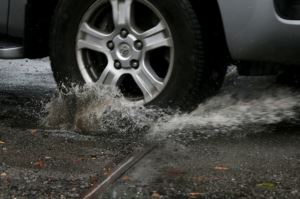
(43, 83, 167, 135)
(43, 68, 300, 139)
(150, 89, 299, 139)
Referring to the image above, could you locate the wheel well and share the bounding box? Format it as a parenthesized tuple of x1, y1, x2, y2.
(189, 0, 231, 65)
(24, 0, 59, 58)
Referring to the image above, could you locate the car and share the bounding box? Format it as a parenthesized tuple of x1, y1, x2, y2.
(0, 0, 299, 110)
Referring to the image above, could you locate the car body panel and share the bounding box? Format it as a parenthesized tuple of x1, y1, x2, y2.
(7, 0, 26, 38)
(0, 0, 9, 34)
(217, 0, 300, 64)
(1, 0, 300, 65)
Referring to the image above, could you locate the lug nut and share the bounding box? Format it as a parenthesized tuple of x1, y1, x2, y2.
(134, 40, 143, 50)
(120, 29, 129, 38)
(114, 60, 122, 69)
(107, 41, 114, 50)
(131, 60, 139, 69)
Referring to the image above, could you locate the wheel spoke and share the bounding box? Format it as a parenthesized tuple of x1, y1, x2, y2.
(142, 22, 172, 52)
(110, 0, 133, 27)
(77, 22, 111, 53)
(98, 66, 122, 86)
(133, 62, 164, 101)
(141, 22, 165, 38)
(76, 0, 174, 103)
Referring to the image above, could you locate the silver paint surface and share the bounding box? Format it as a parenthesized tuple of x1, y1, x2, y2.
(217, 0, 300, 64)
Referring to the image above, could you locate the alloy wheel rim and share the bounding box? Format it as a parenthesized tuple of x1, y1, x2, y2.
(76, 0, 174, 104)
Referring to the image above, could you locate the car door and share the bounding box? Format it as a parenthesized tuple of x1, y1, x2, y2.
(0, 0, 9, 34)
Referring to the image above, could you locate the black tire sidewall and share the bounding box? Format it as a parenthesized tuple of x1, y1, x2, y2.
(146, 0, 204, 108)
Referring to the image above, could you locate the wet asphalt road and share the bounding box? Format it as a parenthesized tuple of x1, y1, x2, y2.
(103, 127, 300, 199)
(0, 59, 299, 199)
(0, 59, 147, 198)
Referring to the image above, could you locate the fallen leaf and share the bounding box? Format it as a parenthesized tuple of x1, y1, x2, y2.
(214, 165, 229, 171)
(73, 157, 85, 164)
(33, 160, 45, 169)
(90, 176, 98, 186)
(193, 176, 207, 183)
(122, 175, 130, 182)
(0, 140, 5, 145)
(256, 182, 276, 190)
(31, 129, 37, 136)
(163, 167, 187, 177)
(189, 192, 202, 198)
(103, 167, 113, 176)
(151, 191, 160, 199)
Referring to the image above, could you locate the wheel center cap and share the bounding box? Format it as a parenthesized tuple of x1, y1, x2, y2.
(110, 34, 142, 69)
(118, 43, 132, 58)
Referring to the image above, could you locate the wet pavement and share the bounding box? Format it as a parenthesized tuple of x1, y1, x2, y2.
(104, 127, 300, 199)
(0, 59, 146, 198)
(0, 59, 299, 198)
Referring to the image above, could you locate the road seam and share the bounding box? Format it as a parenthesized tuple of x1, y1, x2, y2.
(83, 144, 157, 199)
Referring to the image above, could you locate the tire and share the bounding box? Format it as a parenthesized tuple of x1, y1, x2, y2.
(277, 67, 300, 88)
(50, 0, 226, 111)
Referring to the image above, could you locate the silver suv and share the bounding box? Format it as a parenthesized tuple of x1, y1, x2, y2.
(0, 0, 299, 110)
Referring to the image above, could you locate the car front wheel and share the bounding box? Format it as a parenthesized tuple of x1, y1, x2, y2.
(50, 0, 226, 111)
